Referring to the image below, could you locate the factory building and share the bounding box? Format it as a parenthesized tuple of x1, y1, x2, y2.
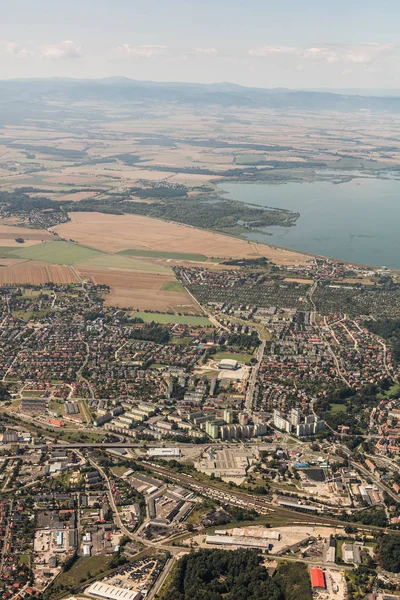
(84, 582, 141, 600)
(310, 568, 326, 590)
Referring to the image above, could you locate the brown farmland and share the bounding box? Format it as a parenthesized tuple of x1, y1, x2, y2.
(0, 223, 55, 242)
(0, 262, 79, 285)
(77, 267, 202, 312)
(56, 212, 311, 265)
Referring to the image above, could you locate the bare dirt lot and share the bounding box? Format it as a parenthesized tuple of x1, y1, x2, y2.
(0, 262, 78, 285)
(56, 212, 311, 265)
(76, 267, 202, 311)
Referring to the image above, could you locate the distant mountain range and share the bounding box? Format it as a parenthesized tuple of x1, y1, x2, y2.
(2, 78, 400, 120)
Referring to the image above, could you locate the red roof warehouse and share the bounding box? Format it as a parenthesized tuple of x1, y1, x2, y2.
(310, 568, 326, 589)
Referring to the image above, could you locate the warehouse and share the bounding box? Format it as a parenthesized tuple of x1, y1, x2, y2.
(310, 568, 326, 590)
(206, 534, 270, 550)
(85, 581, 141, 600)
(147, 448, 181, 458)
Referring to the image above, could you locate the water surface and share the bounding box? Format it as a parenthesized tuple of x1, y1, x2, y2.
(221, 177, 400, 268)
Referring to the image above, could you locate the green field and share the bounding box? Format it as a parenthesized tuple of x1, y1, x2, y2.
(132, 311, 212, 326)
(47, 555, 112, 593)
(0, 247, 20, 258)
(161, 280, 185, 292)
(214, 352, 254, 364)
(170, 335, 192, 345)
(78, 253, 171, 273)
(234, 153, 267, 165)
(11, 241, 103, 265)
(119, 249, 208, 261)
(385, 383, 400, 399)
(329, 403, 347, 415)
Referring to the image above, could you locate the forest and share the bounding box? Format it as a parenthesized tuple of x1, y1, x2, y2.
(376, 534, 400, 572)
(163, 549, 311, 600)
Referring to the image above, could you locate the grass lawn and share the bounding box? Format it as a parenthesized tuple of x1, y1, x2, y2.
(329, 403, 347, 415)
(50, 555, 112, 589)
(12, 241, 103, 265)
(50, 399, 65, 416)
(161, 280, 185, 292)
(132, 311, 212, 326)
(59, 431, 106, 443)
(112, 466, 129, 477)
(119, 249, 207, 261)
(21, 289, 43, 298)
(214, 352, 254, 364)
(170, 336, 192, 346)
(386, 383, 400, 399)
(12, 310, 34, 321)
(79, 253, 171, 274)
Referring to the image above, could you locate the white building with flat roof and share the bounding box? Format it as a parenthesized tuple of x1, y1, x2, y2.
(147, 447, 181, 458)
(85, 582, 141, 600)
(218, 359, 238, 370)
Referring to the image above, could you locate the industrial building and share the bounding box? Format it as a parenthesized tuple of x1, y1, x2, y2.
(147, 447, 181, 458)
(85, 582, 141, 600)
(342, 542, 362, 564)
(277, 496, 319, 514)
(206, 534, 271, 550)
(310, 568, 326, 589)
(325, 536, 336, 563)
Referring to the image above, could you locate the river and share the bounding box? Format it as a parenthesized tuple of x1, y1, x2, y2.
(220, 176, 400, 268)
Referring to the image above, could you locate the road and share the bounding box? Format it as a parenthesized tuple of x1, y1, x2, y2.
(322, 316, 350, 386)
(77, 333, 95, 402)
(245, 339, 266, 412)
(0, 500, 13, 574)
(308, 280, 318, 325)
(183, 285, 231, 332)
(83, 451, 152, 547)
(148, 556, 175, 599)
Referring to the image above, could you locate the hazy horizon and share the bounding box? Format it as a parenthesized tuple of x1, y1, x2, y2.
(2, 0, 400, 89)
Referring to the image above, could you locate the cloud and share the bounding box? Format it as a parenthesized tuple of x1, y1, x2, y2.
(248, 43, 398, 65)
(3, 42, 33, 58)
(192, 47, 218, 56)
(40, 40, 82, 60)
(114, 44, 168, 58)
(248, 46, 299, 57)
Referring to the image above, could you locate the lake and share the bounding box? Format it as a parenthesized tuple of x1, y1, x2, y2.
(220, 176, 400, 268)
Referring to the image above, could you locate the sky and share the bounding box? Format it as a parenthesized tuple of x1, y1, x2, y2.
(1, 0, 400, 88)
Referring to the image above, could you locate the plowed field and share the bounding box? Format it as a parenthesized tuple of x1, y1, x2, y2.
(0, 262, 79, 285)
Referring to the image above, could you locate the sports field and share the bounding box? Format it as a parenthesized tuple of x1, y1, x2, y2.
(132, 311, 212, 326)
(214, 352, 254, 364)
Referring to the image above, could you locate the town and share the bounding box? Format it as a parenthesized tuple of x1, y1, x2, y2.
(1, 250, 400, 600)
